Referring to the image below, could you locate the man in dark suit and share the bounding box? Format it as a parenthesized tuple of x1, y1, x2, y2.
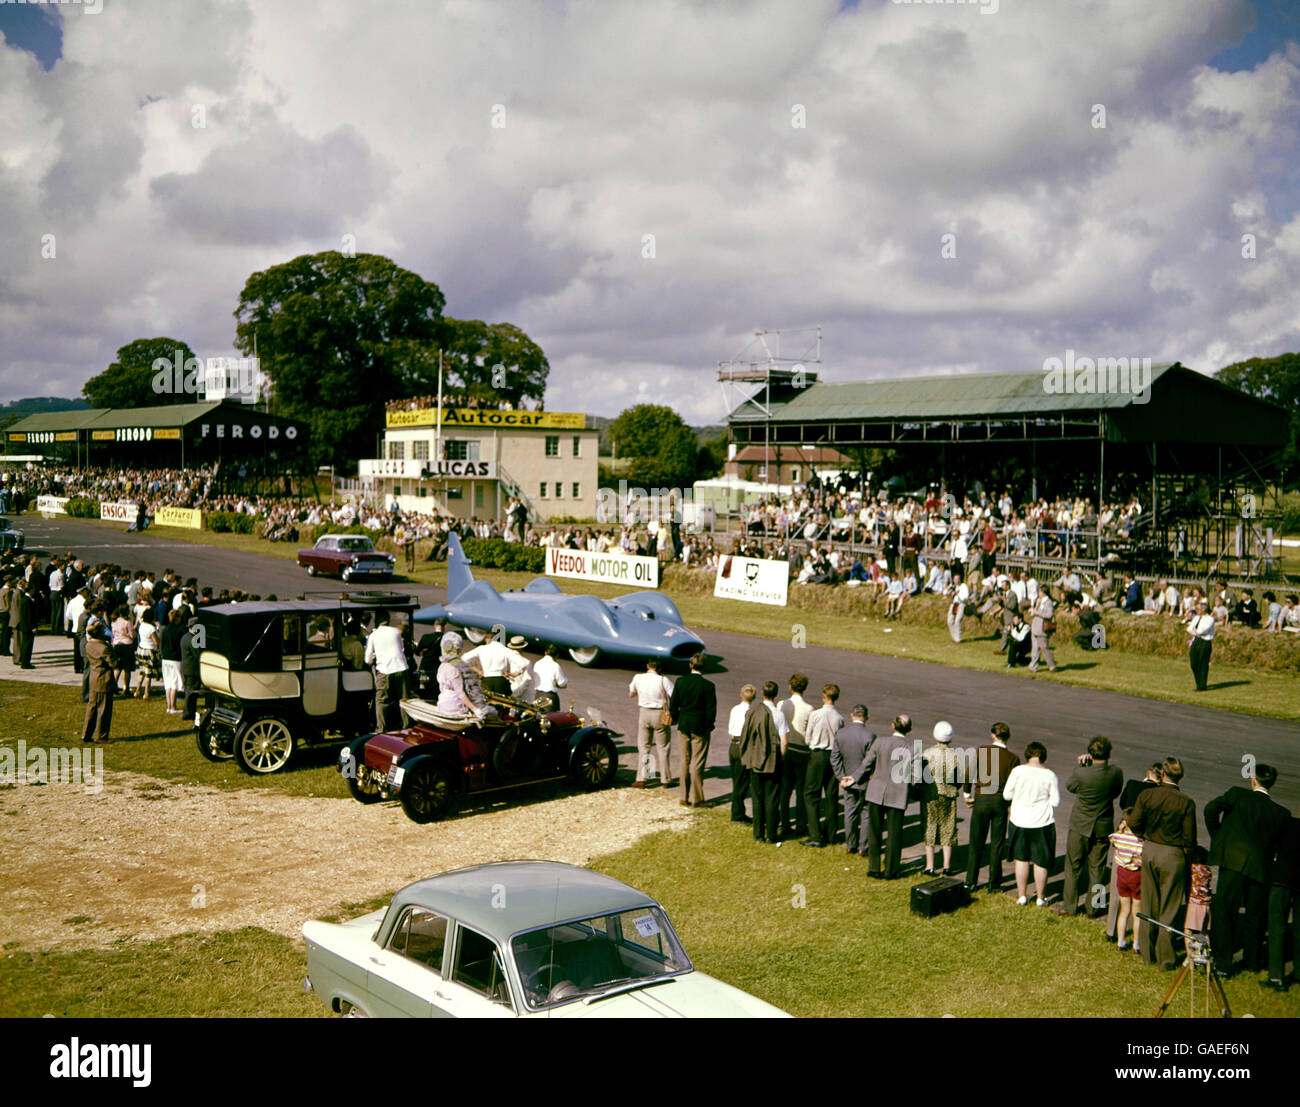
(10, 578, 34, 668)
(1106, 762, 1165, 940)
(180, 616, 203, 721)
(1265, 816, 1300, 991)
(1055, 736, 1124, 917)
(861, 714, 914, 879)
(831, 704, 875, 856)
(0, 576, 11, 657)
(1129, 757, 1197, 971)
(963, 721, 1020, 893)
(738, 684, 782, 844)
(1206, 765, 1290, 976)
(668, 652, 716, 808)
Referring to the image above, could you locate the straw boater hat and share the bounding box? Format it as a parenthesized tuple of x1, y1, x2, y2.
(507, 635, 527, 650)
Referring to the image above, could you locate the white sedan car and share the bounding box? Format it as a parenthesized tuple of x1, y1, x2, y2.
(303, 860, 789, 1018)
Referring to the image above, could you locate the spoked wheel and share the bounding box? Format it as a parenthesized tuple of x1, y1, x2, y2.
(233, 716, 296, 775)
(340, 744, 383, 803)
(398, 759, 458, 824)
(567, 645, 600, 667)
(195, 723, 234, 762)
(462, 625, 488, 644)
(571, 733, 618, 791)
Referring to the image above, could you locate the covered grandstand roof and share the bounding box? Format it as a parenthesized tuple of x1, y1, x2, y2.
(6, 402, 233, 434)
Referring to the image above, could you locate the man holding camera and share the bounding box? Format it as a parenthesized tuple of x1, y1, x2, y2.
(1053, 737, 1123, 917)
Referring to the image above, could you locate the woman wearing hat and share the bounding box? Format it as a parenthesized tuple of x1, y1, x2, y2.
(921, 721, 961, 875)
(436, 632, 493, 720)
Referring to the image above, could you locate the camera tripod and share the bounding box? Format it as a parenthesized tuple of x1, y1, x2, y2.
(1139, 914, 1232, 1019)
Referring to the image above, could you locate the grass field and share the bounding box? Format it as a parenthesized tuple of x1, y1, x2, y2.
(3, 811, 1297, 1018)
(113, 523, 1300, 721)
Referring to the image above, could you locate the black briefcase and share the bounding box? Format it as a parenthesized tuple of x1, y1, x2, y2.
(910, 876, 970, 918)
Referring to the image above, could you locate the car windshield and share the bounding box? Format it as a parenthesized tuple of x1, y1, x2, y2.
(511, 907, 691, 1010)
(337, 537, 374, 551)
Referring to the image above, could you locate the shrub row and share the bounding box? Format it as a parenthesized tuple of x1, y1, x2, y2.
(462, 538, 546, 573)
(64, 497, 100, 519)
(205, 511, 255, 534)
(659, 566, 1300, 674)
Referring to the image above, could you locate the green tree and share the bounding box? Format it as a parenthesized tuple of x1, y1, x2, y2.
(83, 338, 197, 408)
(233, 252, 445, 467)
(610, 404, 700, 488)
(1216, 353, 1300, 476)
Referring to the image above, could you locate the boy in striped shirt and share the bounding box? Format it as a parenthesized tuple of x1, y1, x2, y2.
(1110, 813, 1144, 953)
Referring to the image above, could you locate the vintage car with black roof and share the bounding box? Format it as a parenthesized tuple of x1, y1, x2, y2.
(298, 534, 395, 582)
(303, 860, 790, 1018)
(194, 592, 417, 775)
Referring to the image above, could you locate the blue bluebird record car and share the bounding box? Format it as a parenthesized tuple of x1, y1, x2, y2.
(415, 533, 706, 667)
(303, 861, 790, 1018)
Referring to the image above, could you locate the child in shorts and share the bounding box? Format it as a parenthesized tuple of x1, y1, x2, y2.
(1109, 812, 1143, 954)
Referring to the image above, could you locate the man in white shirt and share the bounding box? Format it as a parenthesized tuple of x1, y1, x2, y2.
(503, 635, 533, 698)
(628, 658, 674, 787)
(532, 643, 567, 710)
(801, 683, 844, 847)
(464, 633, 512, 695)
(727, 683, 756, 823)
(1188, 598, 1215, 691)
(364, 612, 409, 730)
(947, 576, 971, 643)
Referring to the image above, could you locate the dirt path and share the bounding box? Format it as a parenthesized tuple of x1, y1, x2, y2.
(0, 772, 692, 951)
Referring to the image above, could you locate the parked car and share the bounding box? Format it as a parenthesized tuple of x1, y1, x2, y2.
(0, 517, 23, 553)
(194, 592, 418, 774)
(298, 534, 395, 582)
(415, 533, 706, 667)
(339, 693, 620, 823)
(303, 861, 790, 1018)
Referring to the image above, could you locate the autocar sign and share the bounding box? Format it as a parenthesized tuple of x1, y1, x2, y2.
(546, 547, 659, 588)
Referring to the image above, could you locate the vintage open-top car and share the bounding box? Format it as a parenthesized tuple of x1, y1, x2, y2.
(339, 692, 619, 823)
(303, 861, 791, 1018)
(298, 534, 395, 582)
(195, 592, 418, 774)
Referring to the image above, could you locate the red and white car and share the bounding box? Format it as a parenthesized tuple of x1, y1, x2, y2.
(297, 534, 395, 582)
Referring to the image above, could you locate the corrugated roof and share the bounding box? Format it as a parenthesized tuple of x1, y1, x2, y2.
(730, 364, 1179, 422)
(4, 401, 278, 434)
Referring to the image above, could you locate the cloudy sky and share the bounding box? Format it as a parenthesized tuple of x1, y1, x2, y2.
(1, 0, 1298, 424)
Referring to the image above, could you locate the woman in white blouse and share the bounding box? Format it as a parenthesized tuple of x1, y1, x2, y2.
(1003, 741, 1060, 906)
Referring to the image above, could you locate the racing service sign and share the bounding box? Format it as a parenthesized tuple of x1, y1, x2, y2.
(545, 546, 659, 589)
(99, 501, 136, 522)
(713, 555, 789, 607)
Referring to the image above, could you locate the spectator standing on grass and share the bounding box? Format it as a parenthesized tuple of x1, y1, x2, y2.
(1187, 598, 1215, 692)
(629, 658, 674, 789)
(1027, 585, 1057, 674)
(962, 722, 1019, 893)
(532, 643, 567, 712)
(134, 609, 160, 699)
(365, 611, 409, 731)
(862, 714, 912, 880)
(921, 722, 961, 875)
(668, 652, 716, 809)
(1004, 741, 1060, 907)
(777, 674, 813, 841)
(81, 617, 114, 743)
(946, 574, 969, 643)
(1205, 766, 1290, 978)
(1109, 813, 1144, 954)
(727, 684, 755, 825)
(1054, 736, 1123, 917)
(832, 703, 874, 856)
(110, 606, 135, 693)
(180, 616, 202, 720)
(739, 681, 783, 843)
(1265, 817, 1300, 992)
(1128, 757, 1197, 971)
(801, 683, 843, 848)
(160, 609, 185, 714)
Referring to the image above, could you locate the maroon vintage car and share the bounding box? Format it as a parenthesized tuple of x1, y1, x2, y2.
(298, 534, 396, 582)
(338, 695, 620, 823)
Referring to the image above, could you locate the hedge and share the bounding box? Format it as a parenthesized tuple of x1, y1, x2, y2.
(65, 498, 100, 519)
(462, 538, 545, 573)
(659, 565, 1300, 674)
(206, 511, 255, 535)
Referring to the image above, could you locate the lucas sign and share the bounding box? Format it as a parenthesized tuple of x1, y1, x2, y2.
(546, 547, 659, 589)
(714, 555, 789, 607)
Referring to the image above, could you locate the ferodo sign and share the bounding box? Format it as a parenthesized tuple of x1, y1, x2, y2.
(200, 423, 297, 440)
(546, 547, 659, 589)
(100, 501, 136, 522)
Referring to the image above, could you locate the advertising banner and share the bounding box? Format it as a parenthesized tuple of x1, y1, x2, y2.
(713, 555, 789, 607)
(155, 506, 202, 530)
(546, 546, 659, 588)
(359, 458, 499, 479)
(36, 495, 69, 516)
(386, 407, 585, 430)
(99, 501, 136, 523)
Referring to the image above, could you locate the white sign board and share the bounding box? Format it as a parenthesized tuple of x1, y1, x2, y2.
(713, 555, 789, 607)
(100, 501, 136, 522)
(360, 458, 498, 479)
(36, 495, 69, 516)
(546, 546, 659, 589)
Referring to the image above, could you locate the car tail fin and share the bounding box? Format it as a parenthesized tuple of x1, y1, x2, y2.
(447, 532, 475, 599)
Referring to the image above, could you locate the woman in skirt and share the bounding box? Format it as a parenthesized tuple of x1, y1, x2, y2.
(110, 606, 136, 694)
(135, 611, 162, 698)
(1003, 740, 1060, 906)
(921, 721, 961, 874)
